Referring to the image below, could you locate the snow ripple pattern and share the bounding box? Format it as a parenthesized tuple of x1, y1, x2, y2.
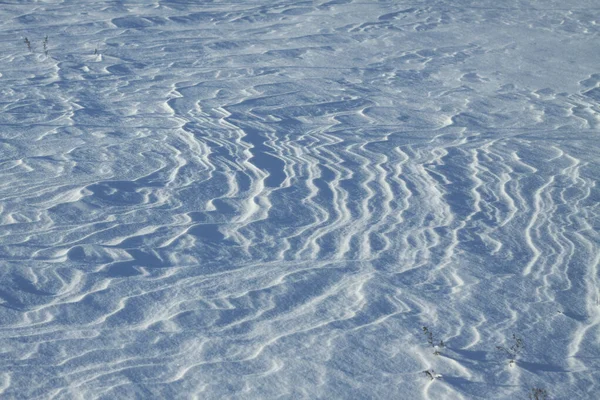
(0, 0, 599, 399)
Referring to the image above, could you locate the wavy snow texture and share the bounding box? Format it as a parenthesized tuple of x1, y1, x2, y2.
(0, 0, 599, 399)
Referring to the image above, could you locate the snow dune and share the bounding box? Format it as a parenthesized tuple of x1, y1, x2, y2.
(0, 0, 599, 398)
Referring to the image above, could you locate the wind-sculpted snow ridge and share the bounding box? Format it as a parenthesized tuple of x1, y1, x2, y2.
(0, 0, 599, 399)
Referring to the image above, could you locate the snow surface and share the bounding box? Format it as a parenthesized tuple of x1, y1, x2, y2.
(1, 0, 599, 399)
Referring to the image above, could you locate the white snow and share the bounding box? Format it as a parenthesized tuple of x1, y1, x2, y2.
(0, 0, 599, 399)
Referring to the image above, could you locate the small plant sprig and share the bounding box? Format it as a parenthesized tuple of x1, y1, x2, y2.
(423, 369, 442, 381)
(43, 35, 48, 55)
(529, 387, 548, 400)
(422, 326, 445, 355)
(496, 333, 523, 367)
(24, 37, 32, 52)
